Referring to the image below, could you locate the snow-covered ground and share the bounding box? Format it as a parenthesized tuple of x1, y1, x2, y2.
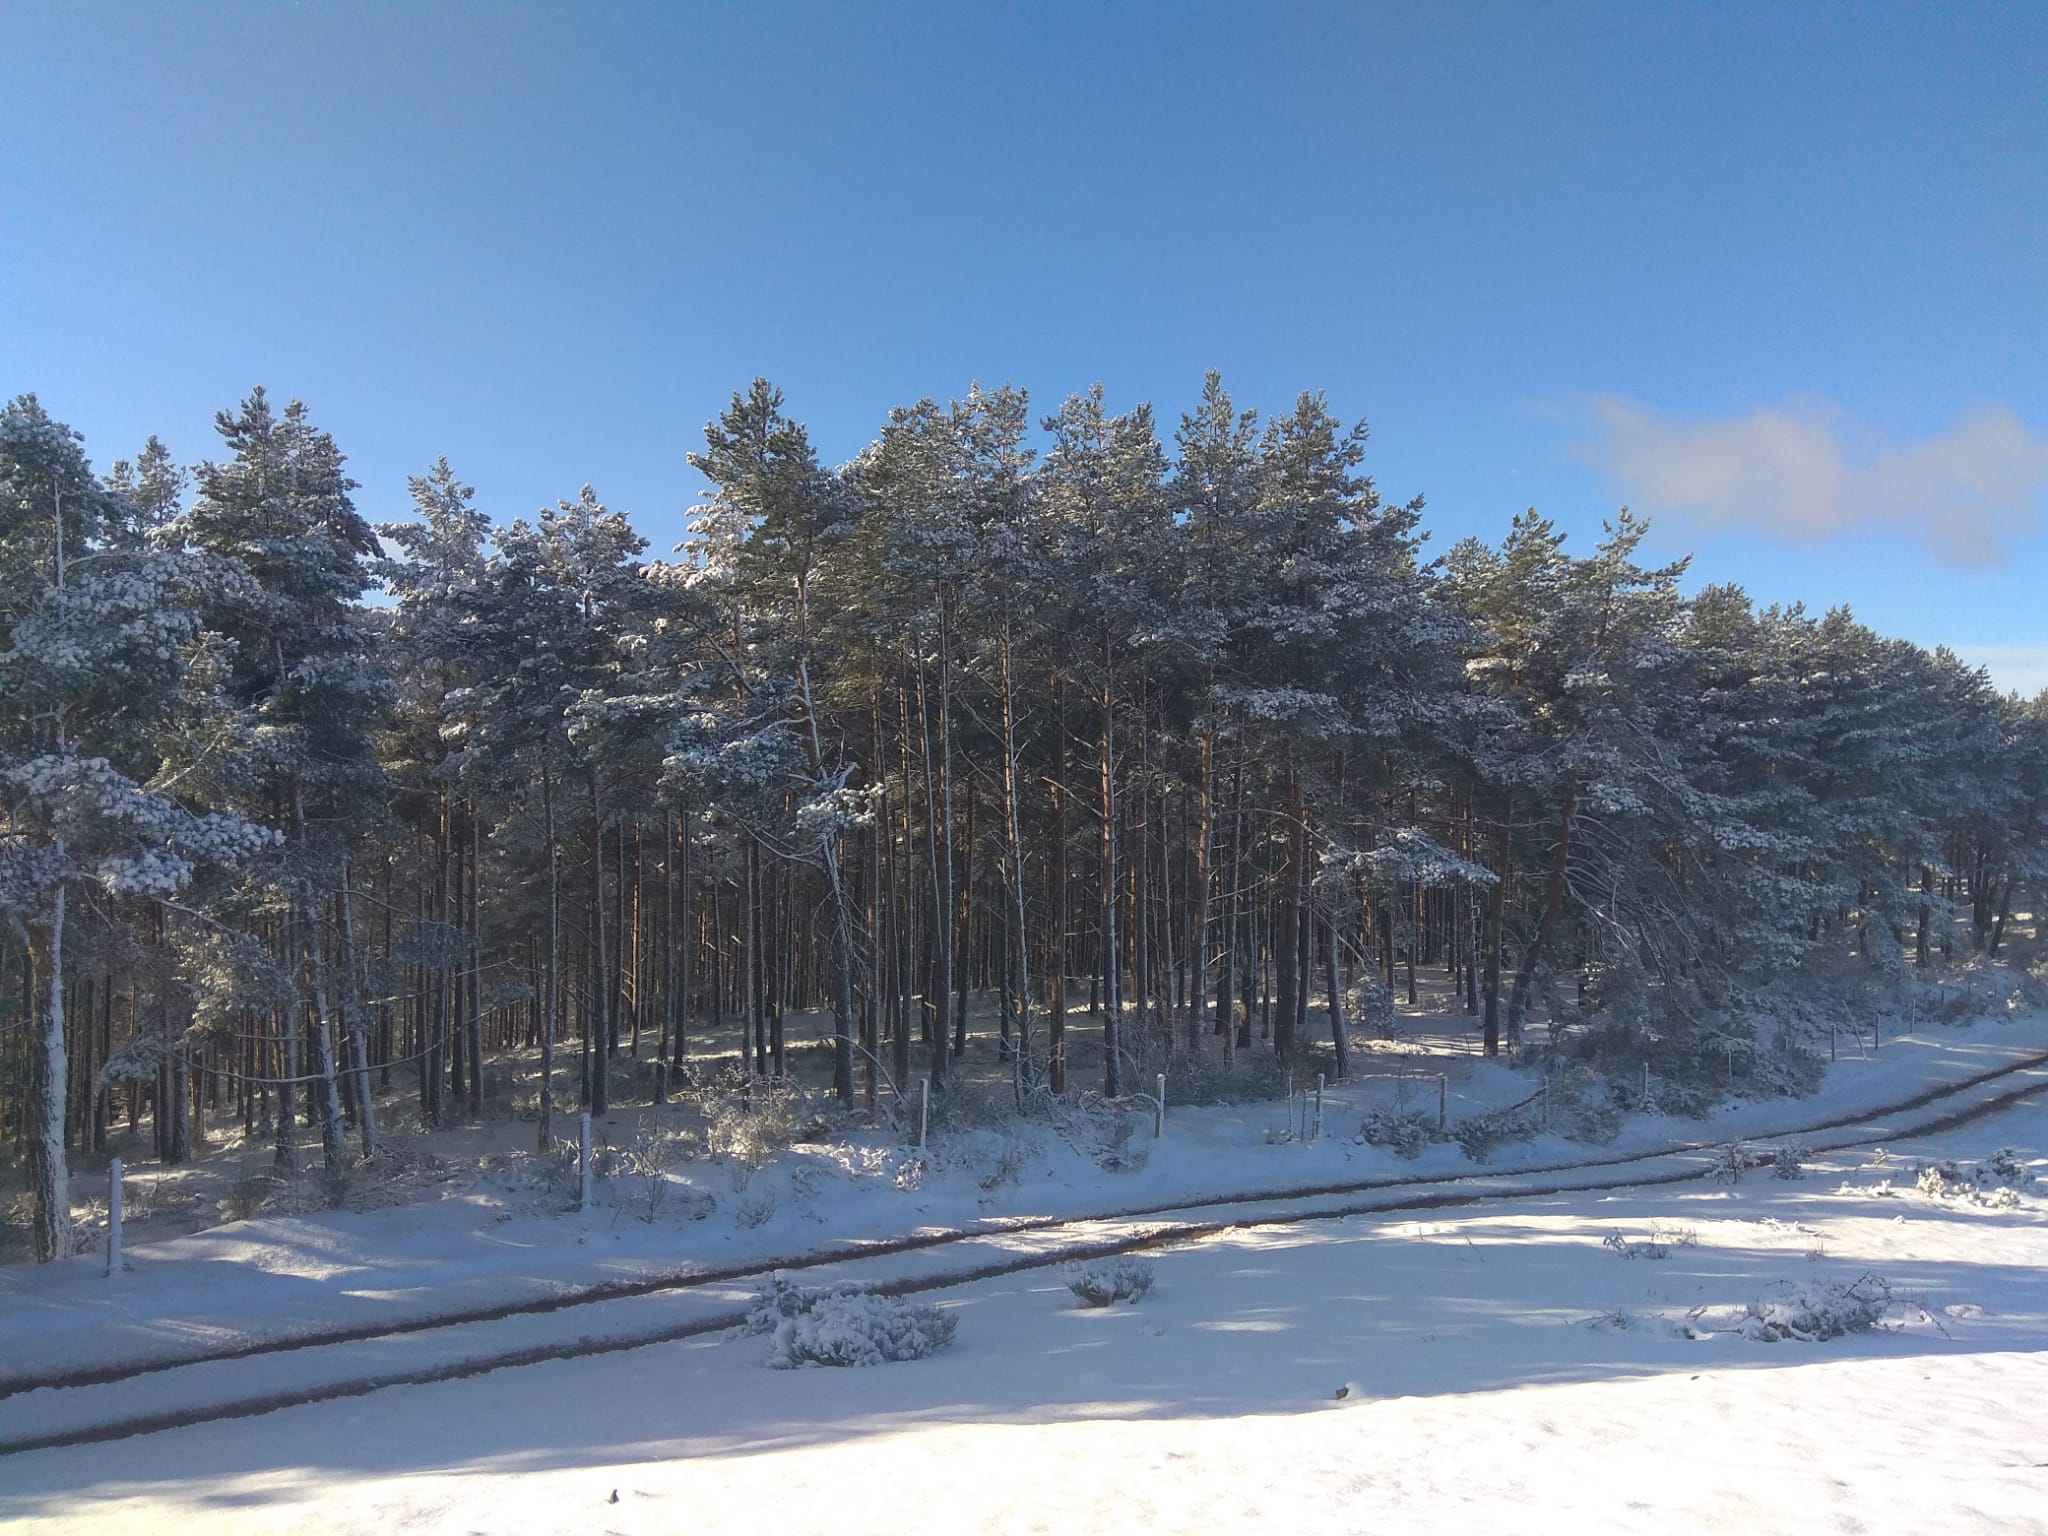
(3, 1084, 2045, 1534)
(3, 1009, 2044, 1394)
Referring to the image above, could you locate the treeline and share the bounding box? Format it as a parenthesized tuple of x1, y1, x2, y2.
(4, 378, 2045, 1261)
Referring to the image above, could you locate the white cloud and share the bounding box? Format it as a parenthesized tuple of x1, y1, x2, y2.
(1580, 396, 2048, 567)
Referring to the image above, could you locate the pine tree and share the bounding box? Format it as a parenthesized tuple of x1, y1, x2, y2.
(1, 398, 272, 1258)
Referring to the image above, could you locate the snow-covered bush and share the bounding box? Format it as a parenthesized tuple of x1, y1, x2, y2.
(1348, 972, 1397, 1038)
(1359, 1106, 1437, 1159)
(1985, 1147, 2034, 1186)
(1772, 1141, 1810, 1180)
(1915, 1162, 1963, 1199)
(703, 1074, 806, 1171)
(1604, 1230, 1669, 1261)
(1065, 1256, 1155, 1306)
(734, 1187, 778, 1229)
(1451, 1105, 1535, 1163)
(1743, 1274, 1896, 1342)
(747, 1275, 957, 1367)
(618, 1128, 701, 1224)
(1914, 1154, 2033, 1208)
(977, 1139, 1031, 1191)
(1711, 1141, 1752, 1185)
(1022, 1085, 1146, 1168)
(1604, 1224, 1696, 1261)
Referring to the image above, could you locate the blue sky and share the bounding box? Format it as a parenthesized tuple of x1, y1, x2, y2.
(4, 2, 2044, 689)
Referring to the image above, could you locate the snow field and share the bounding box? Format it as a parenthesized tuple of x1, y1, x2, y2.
(2, 1094, 2045, 1534)
(3, 1011, 2045, 1400)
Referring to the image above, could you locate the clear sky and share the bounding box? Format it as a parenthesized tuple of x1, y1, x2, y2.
(4, 2, 2044, 689)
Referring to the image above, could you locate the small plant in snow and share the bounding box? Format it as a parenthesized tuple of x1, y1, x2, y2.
(1913, 1154, 2032, 1209)
(1985, 1147, 2033, 1186)
(1580, 1306, 1640, 1331)
(734, 1187, 778, 1229)
(1098, 1144, 1150, 1173)
(619, 1128, 693, 1224)
(702, 1073, 806, 1171)
(1711, 1140, 1751, 1185)
(1604, 1230, 1670, 1261)
(218, 1172, 280, 1223)
(747, 1274, 957, 1368)
(1451, 1106, 1534, 1164)
(1772, 1141, 1810, 1180)
(1743, 1274, 1897, 1342)
(1916, 1161, 1963, 1199)
(978, 1141, 1030, 1191)
(1065, 1256, 1155, 1306)
(1359, 1107, 1436, 1160)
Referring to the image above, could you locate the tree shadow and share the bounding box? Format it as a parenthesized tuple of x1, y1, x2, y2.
(4, 1183, 2044, 1520)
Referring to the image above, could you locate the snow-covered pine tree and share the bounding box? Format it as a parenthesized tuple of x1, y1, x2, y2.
(179, 390, 387, 1172)
(1, 397, 274, 1258)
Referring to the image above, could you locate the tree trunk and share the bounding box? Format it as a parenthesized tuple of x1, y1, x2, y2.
(1483, 789, 1510, 1056)
(27, 893, 72, 1263)
(587, 772, 610, 1115)
(1099, 669, 1120, 1096)
(1506, 779, 1575, 1048)
(336, 868, 377, 1159)
(998, 633, 1033, 1091)
(1049, 674, 1068, 1092)
(1323, 913, 1349, 1079)
(537, 768, 559, 1150)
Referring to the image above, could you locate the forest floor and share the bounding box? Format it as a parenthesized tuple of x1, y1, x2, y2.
(3, 1067, 2046, 1533)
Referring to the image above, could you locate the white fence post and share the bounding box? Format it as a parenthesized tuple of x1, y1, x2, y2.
(105, 1157, 122, 1280)
(1313, 1074, 1324, 1142)
(917, 1079, 929, 1149)
(1155, 1073, 1166, 1137)
(1438, 1074, 1448, 1129)
(578, 1112, 593, 1211)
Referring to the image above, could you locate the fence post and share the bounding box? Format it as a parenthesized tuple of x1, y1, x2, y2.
(106, 1157, 122, 1280)
(1313, 1074, 1324, 1142)
(1541, 1077, 1550, 1127)
(1155, 1073, 1166, 1138)
(917, 1079, 929, 1149)
(578, 1112, 592, 1211)
(1439, 1074, 1448, 1129)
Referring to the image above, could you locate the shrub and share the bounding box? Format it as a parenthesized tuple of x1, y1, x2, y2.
(1744, 1274, 1896, 1342)
(701, 1072, 807, 1171)
(1986, 1147, 2034, 1186)
(748, 1275, 957, 1368)
(1065, 1256, 1155, 1306)
(977, 1141, 1031, 1191)
(1452, 1105, 1535, 1163)
(1359, 1106, 1436, 1160)
(218, 1172, 280, 1223)
(1772, 1141, 1810, 1180)
(1710, 1141, 1752, 1185)
(734, 1187, 778, 1229)
(617, 1128, 699, 1224)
